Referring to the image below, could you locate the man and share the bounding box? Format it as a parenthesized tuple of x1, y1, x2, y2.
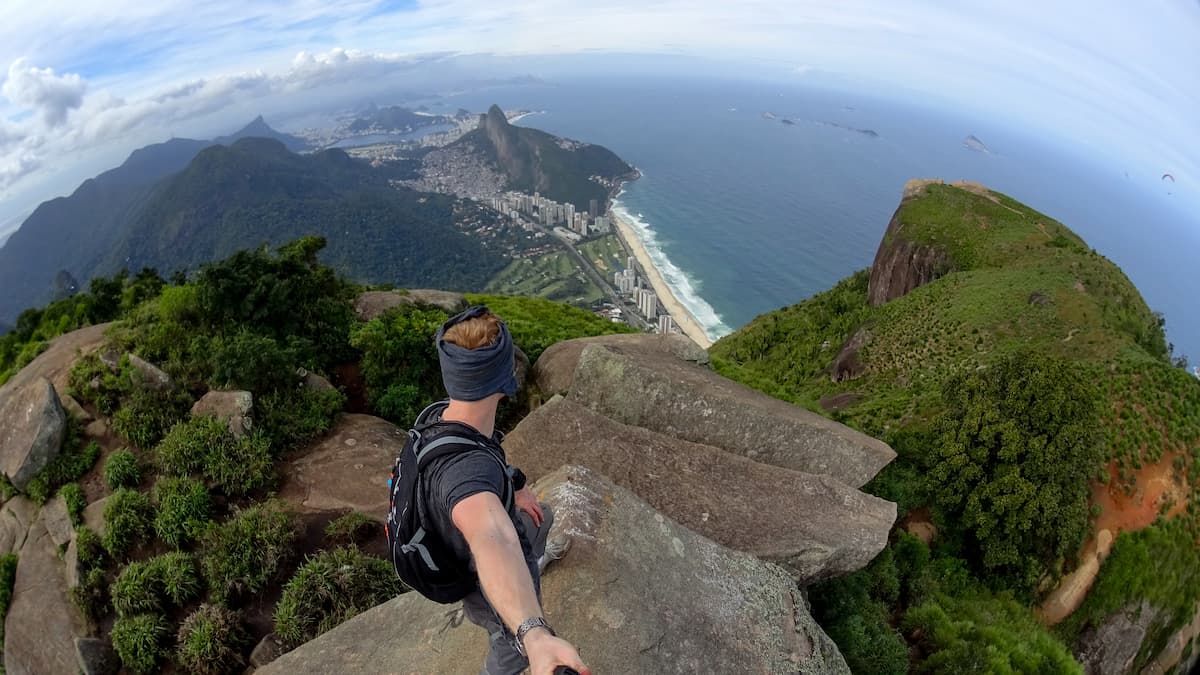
(421, 305, 589, 675)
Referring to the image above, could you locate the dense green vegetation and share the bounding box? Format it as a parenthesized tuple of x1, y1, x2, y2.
(1058, 517, 1200, 671)
(0, 234, 663, 671)
(814, 532, 1081, 674)
(712, 183, 1200, 671)
(273, 547, 405, 649)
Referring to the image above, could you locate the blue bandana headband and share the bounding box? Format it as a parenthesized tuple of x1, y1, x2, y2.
(435, 305, 518, 401)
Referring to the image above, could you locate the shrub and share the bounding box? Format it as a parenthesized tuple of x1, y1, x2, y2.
(111, 613, 170, 674)
(111, 552, 202, 617)
(71, 527, 109, 621)
(210, 331, 297, 393)
(24, 425, 99, 504)
(175, 604, 250, 675)
(155, 417, 275, 495)
(68, 352, 130, 415)
(104, 449, 141, 490)
(59, 482, 87, 524)
(112, 561, 163, 616)
(102, 489, 153, 559)
(156, 416, 226, 476)
(152, 477, 213, 549)
(204, 433, 274, 496)
(112, 388, 192, 449)
(349, 306, 447, 424)
(257, 386, 345, 454)
(201, 501, 300, 603)
(325, 511, 378, 546)
(274, 547, 404, 648)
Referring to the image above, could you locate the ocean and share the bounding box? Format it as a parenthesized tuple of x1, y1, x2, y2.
(426, 74, 1200, 362)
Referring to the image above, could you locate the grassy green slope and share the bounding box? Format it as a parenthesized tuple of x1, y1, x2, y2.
(713, 183, 1195, 474)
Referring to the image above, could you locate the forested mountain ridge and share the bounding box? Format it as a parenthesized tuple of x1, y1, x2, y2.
(0, 117, 306, 325)
(712, 179, 1200, 673)
(98, 138, 509, 291)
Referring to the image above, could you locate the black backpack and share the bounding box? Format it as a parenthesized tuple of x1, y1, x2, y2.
(385, 400, 513, 604)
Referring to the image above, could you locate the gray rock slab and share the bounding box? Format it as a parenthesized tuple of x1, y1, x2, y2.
(250, 633, 284, 668)
(60, 395, 93, 423)
(0, 497, 39, 555)
(278, 414, 405, 516)
(42, 495, 73, 548)
(260, 466, 850, 675)
(4, 512, 87, 675)
(126, 354, 174, 392)
(0, 376, 67, 490)
(81, 496, 108, 538)
(532, 333, 708, 397)
(0, 323, 111, 402)
(74, 637, 117, 675)
(568, 344, 895, 487)
(192, 389, 254, 438)
(506, 397, 895, 582)
(1075, 600, 1163, 675)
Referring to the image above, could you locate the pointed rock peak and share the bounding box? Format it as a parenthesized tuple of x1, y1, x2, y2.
(484, 104, 508, 127)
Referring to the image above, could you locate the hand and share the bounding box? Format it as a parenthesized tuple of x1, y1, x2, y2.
(524, 628, 590, 675)
(515, 487, 545, 527)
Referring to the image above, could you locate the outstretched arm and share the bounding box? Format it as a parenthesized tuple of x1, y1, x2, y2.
(452, 492, 588, 675)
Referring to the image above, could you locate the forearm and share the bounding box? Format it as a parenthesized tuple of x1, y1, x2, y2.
(469, 516, 541, 633)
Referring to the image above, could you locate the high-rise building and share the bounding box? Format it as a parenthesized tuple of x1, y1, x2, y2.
(658, 315, 675, 334)
(639, 290, 657, 320)
(626, 256, 635, 272)
(589, 199, 599, 219)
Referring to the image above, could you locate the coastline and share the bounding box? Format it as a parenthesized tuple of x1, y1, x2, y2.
(608, 207, 714, 350)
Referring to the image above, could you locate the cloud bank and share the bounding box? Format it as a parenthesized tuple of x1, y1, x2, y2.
(0, 0, 1196, 232)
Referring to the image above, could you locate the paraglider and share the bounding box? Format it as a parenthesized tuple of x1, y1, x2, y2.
(1162, 173, 1175, 183)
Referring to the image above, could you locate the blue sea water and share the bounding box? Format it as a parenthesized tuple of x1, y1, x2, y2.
(429, 75, 1200, 362)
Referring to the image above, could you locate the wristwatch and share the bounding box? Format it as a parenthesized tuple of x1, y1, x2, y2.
(515, 616, 555, 656)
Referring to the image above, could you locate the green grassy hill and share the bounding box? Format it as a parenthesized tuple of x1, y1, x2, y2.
(711, 180, 1200, 672)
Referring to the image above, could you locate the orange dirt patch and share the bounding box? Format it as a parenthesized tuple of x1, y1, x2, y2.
(1040, 453, 1189, 624)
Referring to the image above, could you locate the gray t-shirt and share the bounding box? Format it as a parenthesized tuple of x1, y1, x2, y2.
(419, 419, 537, 584)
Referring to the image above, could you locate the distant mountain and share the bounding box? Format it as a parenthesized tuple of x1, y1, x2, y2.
(454, 104, 634, 210)
(348, 106, 449, 133)
(0, 137, 212, 323)
(97, 138, 505, 290)
(214, 115, 310, 152)
(0, 117, 310, 323)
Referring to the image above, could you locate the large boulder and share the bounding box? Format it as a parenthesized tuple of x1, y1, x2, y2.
(1074, 600, 1163, 675)
(353, 289, 468, 321)
(279, 414, 405, 515)
(4, 511, 88, 675)
(0, 497, 39, 555)
(260, 466, 849, 675)
(0, 376, 67, 490)
(568, 344, 895, 487)
(81, 496, 109, 537)
(531, 333, 708, 396)
(191, 390, 253, 438)
(505, 397, 895, 582)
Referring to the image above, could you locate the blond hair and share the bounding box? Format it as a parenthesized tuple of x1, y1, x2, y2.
(441, 311, 502, 350)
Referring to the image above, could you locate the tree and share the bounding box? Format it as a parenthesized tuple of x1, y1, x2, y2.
(929, 351, 1102, 591)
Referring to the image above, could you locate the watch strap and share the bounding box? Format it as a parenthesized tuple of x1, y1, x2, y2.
(515, 616, 554, 656)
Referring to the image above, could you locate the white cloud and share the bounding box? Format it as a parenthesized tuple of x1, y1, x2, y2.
(0, 0, 1194, 218)
(2, 58, 86, 126)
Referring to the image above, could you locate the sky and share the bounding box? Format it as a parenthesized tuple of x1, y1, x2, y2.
(0, 0, 1197, 243)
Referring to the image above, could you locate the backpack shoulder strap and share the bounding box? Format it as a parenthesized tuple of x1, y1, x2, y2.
(411, 430, 514, 510)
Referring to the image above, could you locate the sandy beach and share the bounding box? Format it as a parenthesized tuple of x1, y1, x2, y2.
(610, 209, 714, 350)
